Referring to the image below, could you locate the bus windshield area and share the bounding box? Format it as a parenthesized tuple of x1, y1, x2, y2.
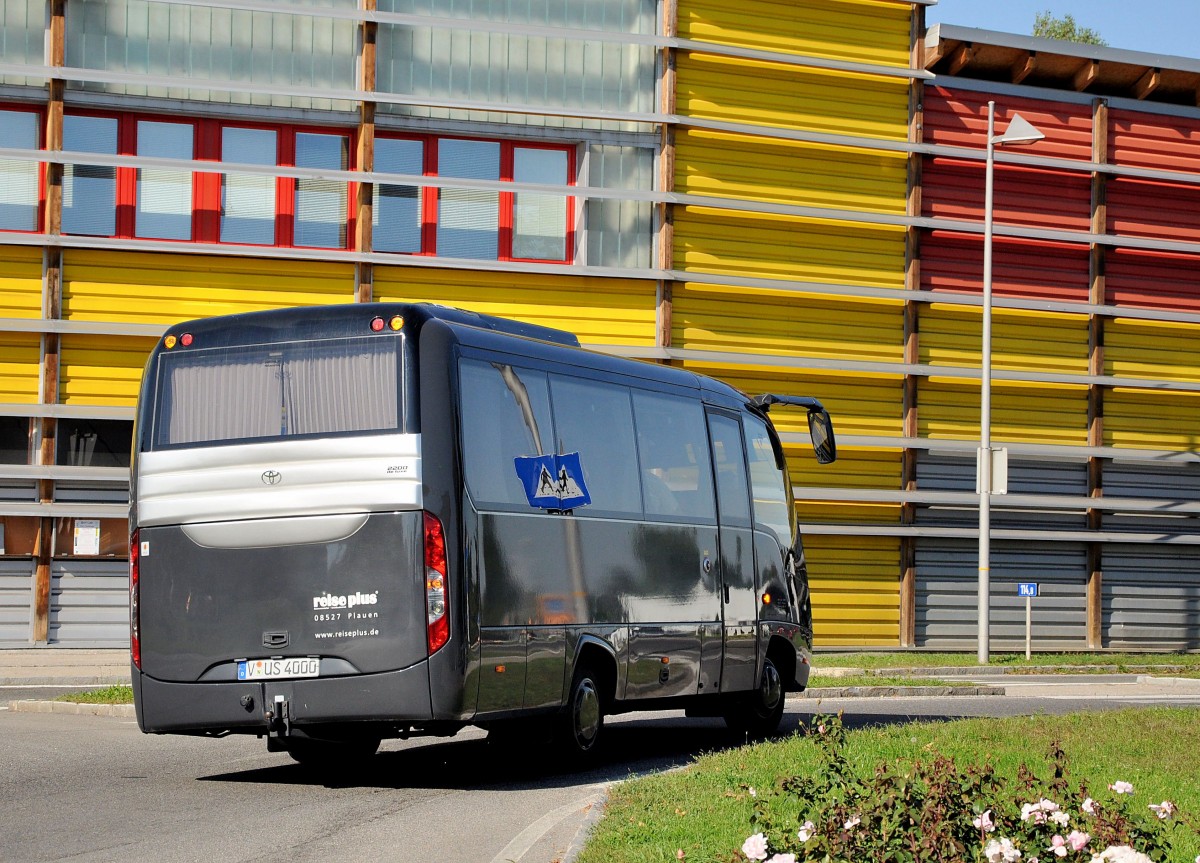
(149, 335, 403, 449)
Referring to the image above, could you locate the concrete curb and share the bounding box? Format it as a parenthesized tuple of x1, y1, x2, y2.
(802, 684, 1005, 698)
(819, 664, 1193, 678)
(9, 699, 136, 718)
(0, 676, 131, 687)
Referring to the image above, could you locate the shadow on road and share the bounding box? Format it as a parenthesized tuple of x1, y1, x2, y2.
(199, 707, 976, 792)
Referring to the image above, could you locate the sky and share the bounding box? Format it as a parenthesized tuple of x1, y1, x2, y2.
(925, 0, 1200, 61)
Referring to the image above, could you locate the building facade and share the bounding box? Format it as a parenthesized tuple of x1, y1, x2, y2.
(0, 0, 1196, 651)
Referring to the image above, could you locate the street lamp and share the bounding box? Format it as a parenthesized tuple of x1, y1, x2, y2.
(978, 102, 1044, 665)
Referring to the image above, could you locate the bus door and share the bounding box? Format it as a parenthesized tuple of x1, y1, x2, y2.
(706, 411, 759, 694)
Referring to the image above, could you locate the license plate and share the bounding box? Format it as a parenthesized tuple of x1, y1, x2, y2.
(237, 657, 320, 680)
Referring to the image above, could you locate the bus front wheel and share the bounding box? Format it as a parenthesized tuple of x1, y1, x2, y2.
(724, 657, 785, 738)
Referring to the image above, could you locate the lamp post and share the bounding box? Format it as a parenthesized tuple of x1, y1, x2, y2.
(978, 102, 1044, 665)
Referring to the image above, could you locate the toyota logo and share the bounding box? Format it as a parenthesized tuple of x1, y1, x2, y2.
(261, 470, 282, 486)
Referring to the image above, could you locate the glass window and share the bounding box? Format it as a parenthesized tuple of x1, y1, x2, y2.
(374, 137, 423, 253)
(62, 115, 118, 236)
(513, 147, 568, 261)
(632, 391, 714, 520)
(294, 132, 349, 248)
(136, 120, 193, 240)
(56, 419, 133, 468)
(0, 417, 31, 464)
(459, 359, 555, 508)
(743, 414, 793, 547)
(152, 336, 400, 449)
(437, 139, 499, 260)
(220, 127, 277, 245)
(707, 414, 752, 528)
(0, 109, 39, 231)
(549, 375, 640, 516)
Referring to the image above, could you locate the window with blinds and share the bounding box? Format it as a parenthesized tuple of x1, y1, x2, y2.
(0, 109, 38, 231)
(63, 115, 118, 237)
(136, 120, 194, 241)
(221, 127, 277, 246)
(294, 132, 349, 249)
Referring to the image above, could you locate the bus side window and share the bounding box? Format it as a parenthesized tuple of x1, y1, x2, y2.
(742, 414, 793, 547)
(460, 359, 554, 508)
(548, 375, 641, 517)
(632, 391, 715, 520)
(707, 414, 752, 528)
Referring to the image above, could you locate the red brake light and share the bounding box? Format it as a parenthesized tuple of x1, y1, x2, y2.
(423, 512, 449, 654)
(130, 530, 141, 670)
(180, 333, 193, 347)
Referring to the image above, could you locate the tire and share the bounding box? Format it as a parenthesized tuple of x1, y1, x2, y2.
(284, 735, 381, 769)
(723, 656, 785, 738)
(558, 665, 604, 758)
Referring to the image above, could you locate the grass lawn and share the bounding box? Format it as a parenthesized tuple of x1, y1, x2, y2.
(817, 652, 1200, 671)
(577, 708, 1200, 863)
(806, 675, 980, 689)
(56, 684, 133, 705)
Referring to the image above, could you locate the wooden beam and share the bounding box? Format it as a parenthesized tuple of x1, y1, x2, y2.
(656, 0, 677, 355)
(1085, 97, 1108, 651)
(1074, 59, 1099, 92)
(1011, 52, 1037, 85)
(946, 42, 974, 77)
(354, 0, 377, 304)
(1132, 67, 1161, 100)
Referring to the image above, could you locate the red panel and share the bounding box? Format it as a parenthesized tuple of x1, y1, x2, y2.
(1109, 108, 1200, 173)
(1108, 177, 1200, 244)
(921, 230, 1089, 302)
(923, 86, 1093, 161)
(923, 157, 1090, 231)
(1106, 248, 1200, 312)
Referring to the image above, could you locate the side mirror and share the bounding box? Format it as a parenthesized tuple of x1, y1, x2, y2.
(807, 408, 836, 464)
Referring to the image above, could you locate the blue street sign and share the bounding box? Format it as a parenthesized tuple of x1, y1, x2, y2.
(514, 452, 592, 510)
(1018, 582, 1039, 597)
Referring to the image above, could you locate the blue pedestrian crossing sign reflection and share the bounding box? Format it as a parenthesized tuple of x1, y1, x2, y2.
(1018, 582, 1039, 597)
(514, 452, 592, 510)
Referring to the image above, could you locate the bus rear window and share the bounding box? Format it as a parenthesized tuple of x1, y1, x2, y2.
(150, 336, 402, 449)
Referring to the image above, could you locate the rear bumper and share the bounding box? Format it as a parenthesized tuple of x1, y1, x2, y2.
(134, 660, 433, 735)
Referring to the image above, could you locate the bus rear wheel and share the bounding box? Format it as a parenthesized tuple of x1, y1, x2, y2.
(283, 735, 381, 770)
(559, 665, 604, 757)
(723, 657, 785, 738)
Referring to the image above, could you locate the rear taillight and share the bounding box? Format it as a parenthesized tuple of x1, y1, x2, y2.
(129, 530, 141, 670)
(423, 512, 449, 654)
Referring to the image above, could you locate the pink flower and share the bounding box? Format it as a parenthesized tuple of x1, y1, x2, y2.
(974, 809, 997, 833)
(843, 814, 861, 830)
(1021, 799, 1061, 824)
(1148, 800, 1175, 820)
(766, 855, 796, 863)
(797, 820, 815, 842)
(1049, 835, 1068, 858)
(1082, 798, 1098, 815)
(984, 837, 1023, 863)
(1067, 831, 1090, 852)
(741, 833, 769, 861)
(1108, 781, 1133, 795)
(1050, 811, 1070, 827)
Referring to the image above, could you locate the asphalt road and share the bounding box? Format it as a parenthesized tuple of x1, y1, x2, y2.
(3, 681, 1199, 863)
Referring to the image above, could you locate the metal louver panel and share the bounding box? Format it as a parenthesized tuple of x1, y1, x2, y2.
(915, 539, 1087, 650)
(50, 560, 130, 647)
(1103, 544, 1200, 650)
(0, 559, 33, 646)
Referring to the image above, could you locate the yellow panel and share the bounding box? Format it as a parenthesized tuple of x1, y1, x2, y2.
(919, 379, 1088, 446)
(63, 250, 355, 324)
(1106, 318, 1200, 384)
(0, 245, 42, 319)
(676, 52, 910, 141)
(920, 305, 1088, 375)
(687, 365, 903, 440)
(675, 129, 908, 214)
(59, 335, 157, 407)
(675, 207, 906, 288)
(679, 0, 912, 69)
(373, 266, 657, 347)
(0, 331, 40, 403)
(1106, 388, 1200, 451)
(675, 284, 903, 364)
(806, 534, 900, 647)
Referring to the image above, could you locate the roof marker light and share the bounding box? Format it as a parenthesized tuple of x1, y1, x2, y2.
(389, 316, 404, 331)
(370, 317, 385, 332)
(180, 333, 193, 347)
(164, 335, 177, 350)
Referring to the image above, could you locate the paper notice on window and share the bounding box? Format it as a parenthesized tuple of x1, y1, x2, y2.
(74, 519, 101, 556)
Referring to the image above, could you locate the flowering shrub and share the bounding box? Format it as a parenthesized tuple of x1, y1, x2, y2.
(737, 713, 1198, 863)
